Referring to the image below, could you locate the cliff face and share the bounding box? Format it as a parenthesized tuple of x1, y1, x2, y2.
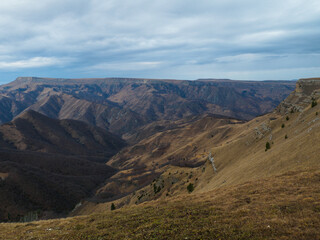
(277, 78, 320, 114)
(0, 77, 295, 136)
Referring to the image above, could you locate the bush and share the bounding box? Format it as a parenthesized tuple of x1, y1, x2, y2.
(265, 142, 271, 151)
(111, 203, 116, 211)
(286, 116, 289, 121)
(153, 184, 161, 194)
(187, 183, 194, 193)
(285, 134, 288, 139)
(281, 123, 285, 128)
(312, 99, 317, 108)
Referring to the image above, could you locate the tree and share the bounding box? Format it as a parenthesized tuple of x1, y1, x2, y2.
(111, 203, 116, 211)
(187, 183, 194, 193)
(265, 142, 271, 151)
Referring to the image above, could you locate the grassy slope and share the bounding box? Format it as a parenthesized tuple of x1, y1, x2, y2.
(99, 95, 320, 206)
(70, 89, 320, 219)
(0, 169, 319, 239)
(0, 80, 319, 239)
(200, 100, 320, 192)
(93, 115, 241, 201)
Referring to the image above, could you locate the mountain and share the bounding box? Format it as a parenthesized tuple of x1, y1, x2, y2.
(0, 77, 295, 136)
(93, 114, 242, 200)
(0, 111, 126, 222)
(0, 77, 319, 239)
(1, 76, 320, 239)
(0, 110, 126, 162)
(74, 78, 320, 219)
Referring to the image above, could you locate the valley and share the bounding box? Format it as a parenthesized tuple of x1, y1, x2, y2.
(0, 77, 319, 239)
(73, 78, 320, 215)
(1, 0, 319, 238)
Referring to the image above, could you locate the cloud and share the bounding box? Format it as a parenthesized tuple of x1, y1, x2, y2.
(0, 57, 72, 69)
(90, 61, 162, 71)
(0, 0, 319, 82)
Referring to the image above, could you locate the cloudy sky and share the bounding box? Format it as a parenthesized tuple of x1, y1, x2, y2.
(0, 0, 319, 83)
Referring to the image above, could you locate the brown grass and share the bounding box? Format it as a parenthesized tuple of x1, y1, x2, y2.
(0, 169, 319, 240)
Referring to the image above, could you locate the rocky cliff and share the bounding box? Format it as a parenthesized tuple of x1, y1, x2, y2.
(0, 77, 295, 136)
(277, 78, 320, 114)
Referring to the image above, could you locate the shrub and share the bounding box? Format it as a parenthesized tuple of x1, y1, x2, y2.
(265, 142, 271, 151)
(285, 134, 288, 139)
(312, 99, 317, 108)
(153, 184, 161, 194)
(281, 123, 285, 128)
(187, 183, 194, 193)
(286, 116, 289, 121)
(111, 203, 116, 211)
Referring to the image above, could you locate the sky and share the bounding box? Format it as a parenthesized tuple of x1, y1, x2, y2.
(0, 0, 319, 83)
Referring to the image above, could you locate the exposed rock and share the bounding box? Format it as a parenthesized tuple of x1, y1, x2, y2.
(254, 122, 271, 139)
(277, 78, 320, 114)
(0, 77, 295, 136)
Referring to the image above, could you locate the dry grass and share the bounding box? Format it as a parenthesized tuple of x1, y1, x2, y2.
(78, 94, 320, 220)
(197, 100, 320, 192)
(1, 169, 319, 240)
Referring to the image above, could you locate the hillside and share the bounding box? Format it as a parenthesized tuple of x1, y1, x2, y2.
(0, 110, 126, 161)
(75, 78, 320, 214)
(71, 114, 241, 201)
(0, 170, 319, 239)
(0, 78, 319, 239)
(0, 112, 127, 222)
(0, 77, 295, 136)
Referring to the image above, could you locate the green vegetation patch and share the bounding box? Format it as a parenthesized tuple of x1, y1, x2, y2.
(265, 142, 271, 151)
(187, 183, 194, 193)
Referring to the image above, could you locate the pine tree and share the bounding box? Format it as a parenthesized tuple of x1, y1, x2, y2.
(111, 203, 116, 211)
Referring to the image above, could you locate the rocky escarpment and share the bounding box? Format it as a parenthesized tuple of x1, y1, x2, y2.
(277, 78, 320, 114)
(0, 77, 295, 136)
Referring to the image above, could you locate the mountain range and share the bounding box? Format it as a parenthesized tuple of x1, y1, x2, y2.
(0, 77, 319, 239)
(0, 77, 295, 137)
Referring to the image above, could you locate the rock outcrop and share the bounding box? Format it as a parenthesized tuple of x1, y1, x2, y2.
(277, 78, 320, 114)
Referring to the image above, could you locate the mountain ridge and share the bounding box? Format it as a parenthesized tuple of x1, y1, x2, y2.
(79, 78, 320, 211)
(0, 77, 319, 239)
(0, 77, 296, 136)
(0, 111, 127, 221)
(0, 110, 126, 160)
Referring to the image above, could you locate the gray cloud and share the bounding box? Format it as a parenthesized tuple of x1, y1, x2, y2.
(0, 0, 319, 82)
